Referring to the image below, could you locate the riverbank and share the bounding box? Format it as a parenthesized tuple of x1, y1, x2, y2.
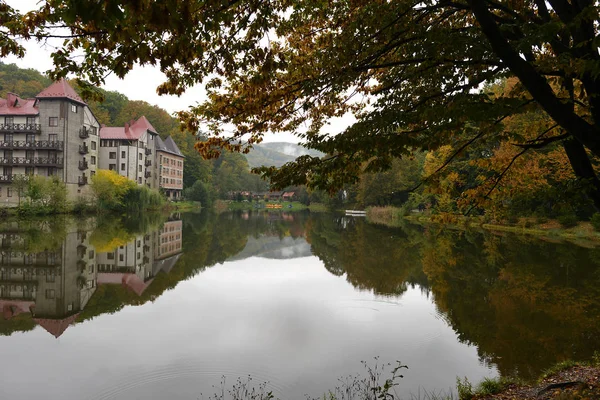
(366, 206, 600, 245)
(216, 200, 328, 212)
(465, 362, 600, 399)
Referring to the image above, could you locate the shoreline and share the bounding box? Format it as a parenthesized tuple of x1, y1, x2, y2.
(365, 207, 600, 246)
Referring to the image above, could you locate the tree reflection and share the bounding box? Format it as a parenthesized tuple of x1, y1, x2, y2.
(1, 211, 599, 383)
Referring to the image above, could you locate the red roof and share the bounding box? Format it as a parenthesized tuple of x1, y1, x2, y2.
(1, 300, 35, 319)
(34, 313, 80, 338)
(36, 78, 86, 105)
(100, 116, 158, 140)
(135, 115, 158, 134)
(0, 93, 38, 116)
(97, 272, 154, 296)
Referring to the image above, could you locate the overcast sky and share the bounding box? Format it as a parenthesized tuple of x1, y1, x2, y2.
(4, 0, 319, 143)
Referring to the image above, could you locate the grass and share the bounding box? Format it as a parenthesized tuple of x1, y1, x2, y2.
(365, 207, 600, 245)
(539, 360, 580, 380)
(168, 201, 202, 211)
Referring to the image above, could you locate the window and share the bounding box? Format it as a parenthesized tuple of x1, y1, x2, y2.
(45, 289, 55, 299)
(89, 250, 95, 258)
(6, 187, 12, 197)
(107, 253, 114, 260)
(91, 126, 97, 135)
(109, 164, 116, 171)
(3, 167, 12, 176)
(91, 141, 96, 150)
(91, 170, 95, 177)
(138, 177, 142, 184)
(4, 133, 13, 142)
(46, 274, 55, 283)
(4, 150, 12, 159)
(25, 167, 34, 175)
(71, 104, 77, 113)
(89, 264, 94, 273)
(138, 165, 142, 172)
(121, 151, 126, 158)
(119, 254, 124, 262)
(48, 167, 57, 176)
(26, 117, 35, 125)
(91, 156, 96, 165)
(109, 152, 116, 159)
(87, 280, 94, 289)
(49, 134, 58, 143)
(49, 117, 58, 127)
(4, 117, 13, 125)
(121, 163, 125, 171)
(26, 150, 34, 160)
(26, 134, 35, 143)
(139, 153, 143, 161)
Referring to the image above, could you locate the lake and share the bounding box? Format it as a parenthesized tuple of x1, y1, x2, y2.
(0, 211, 599, 400)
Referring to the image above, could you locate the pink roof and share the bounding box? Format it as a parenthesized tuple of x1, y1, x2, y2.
(1, 300, 35, 319)
(100, 116, 158, 140)
(34, 313, 80, 338)
(36, 78, 86, 105)
(97, 272, 154, 296)
(0, 94, 38, 116)
(135, 115, 158, 134)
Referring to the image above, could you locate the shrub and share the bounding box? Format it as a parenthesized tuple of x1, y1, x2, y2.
(456, 377, 473, 400)
(557, 213, 578, 228)
(477, 378, 503, 396)
(591, 213, 600, 231)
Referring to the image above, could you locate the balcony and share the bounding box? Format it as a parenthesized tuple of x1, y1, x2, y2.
(144, 171, 151, 178)
(0, 123, 41, 133)
(78, 176, 88, 186)
(0, 174, 13, 183)
(145, 148, 152, 156)
(0, 140, 64, 151)
(79, 144, 89, 154)
(79, 127, 89, 139)
(78, 160, 89, 171)
(0, 157, 63, 167)
(145, 159, 151, 167)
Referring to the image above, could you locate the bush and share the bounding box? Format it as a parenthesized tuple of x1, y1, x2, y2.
(557, 213, 579, 228)
(456, 377, 473, 400)
(591, 213, 600, 231)
(183, 180, 213, 207)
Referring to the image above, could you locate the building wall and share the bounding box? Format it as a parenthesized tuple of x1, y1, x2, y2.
(157, 151, 184, 198)
(0, 99, 99, 205)
(154, 220, 183, 259)
(98, 132, 157, 187)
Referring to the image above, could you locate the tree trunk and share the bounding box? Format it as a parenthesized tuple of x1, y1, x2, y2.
(562, 138, 600, 211)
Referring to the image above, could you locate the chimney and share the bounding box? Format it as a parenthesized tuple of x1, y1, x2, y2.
(6, 93, 17, 107)
(125, 123, 129, 132)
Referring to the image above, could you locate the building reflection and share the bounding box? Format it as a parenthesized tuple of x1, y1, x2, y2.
(0, 215, 183, 338)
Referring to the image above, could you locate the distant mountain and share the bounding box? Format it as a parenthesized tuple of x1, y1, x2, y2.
(244, 142, 324, 168)
(228, 236, 313, 261)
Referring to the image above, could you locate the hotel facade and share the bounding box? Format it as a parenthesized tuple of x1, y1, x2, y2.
(0, 79, 184, 206)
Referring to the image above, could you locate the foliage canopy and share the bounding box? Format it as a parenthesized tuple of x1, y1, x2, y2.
(4, 1, 600, 206)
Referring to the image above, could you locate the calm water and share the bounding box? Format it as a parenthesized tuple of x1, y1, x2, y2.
(0, 211, 599, 400)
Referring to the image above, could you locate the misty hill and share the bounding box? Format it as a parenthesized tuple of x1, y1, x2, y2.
(244, 142, 324, 168)
(228, 236, 313, 261)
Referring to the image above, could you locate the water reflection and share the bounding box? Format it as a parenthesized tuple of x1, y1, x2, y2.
(0, 210, 599, 397)
(0, 213, 183, 338)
